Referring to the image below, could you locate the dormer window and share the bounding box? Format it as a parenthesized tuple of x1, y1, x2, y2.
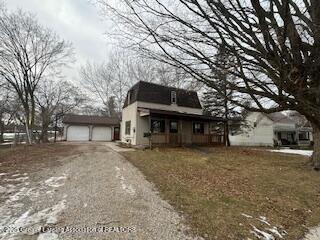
(171, 91, 177, 104)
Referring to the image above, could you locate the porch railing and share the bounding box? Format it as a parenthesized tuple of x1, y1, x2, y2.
(151, 133, 224, 146)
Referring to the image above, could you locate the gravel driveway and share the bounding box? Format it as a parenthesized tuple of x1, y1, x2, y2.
(0, 143, 201, 240)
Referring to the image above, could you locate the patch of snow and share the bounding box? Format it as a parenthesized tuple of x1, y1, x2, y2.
(115, 166, 136, 196)
(242, 214, 287, 240)
(258, 216, 271, 226)
(12, 173, 21, 177)
(241, 213, 253, 218)
(5, 176, 29, 182)
(303, 225, 320, 240)
(270, 149, 313, 157)
(251, 225, 275, 240)
(267, 227, 283, 238)
(46, 199, 67, 224)
(1, 200, 67, 239)
(0, 172, 7, 176)
(0, 185, 6, 193)
(45, 174, 67, 188)
(0, 172, 68, 239)
(37, 232, 59, 240)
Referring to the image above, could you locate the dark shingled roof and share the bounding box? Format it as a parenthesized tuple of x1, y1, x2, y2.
(63, 114, 120, 126)
(123, 81, 202, 109)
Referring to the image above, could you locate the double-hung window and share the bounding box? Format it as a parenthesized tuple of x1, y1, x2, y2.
(125, 121, 131, 135)
(151, 119, 165, 133)
(193, 122, 204, 134)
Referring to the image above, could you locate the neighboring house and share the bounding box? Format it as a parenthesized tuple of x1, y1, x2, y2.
(121, 81, 226, 146)
(63, 114, 120, 142)
(229, 112, 313, 147)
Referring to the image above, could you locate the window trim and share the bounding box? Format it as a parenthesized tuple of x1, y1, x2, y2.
(299, 131, 310, 141)
(169, 120, 179, 133)
(193, 122, 204, 134)
(151, 119, 166, 134)
(125, 121, 131, 135)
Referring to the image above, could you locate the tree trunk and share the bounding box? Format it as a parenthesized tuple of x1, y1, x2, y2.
(0, 121, 4, 143)
(312, 123, 320, 170)
(225, 122, 230, 147)
(40, 122, 50, 143)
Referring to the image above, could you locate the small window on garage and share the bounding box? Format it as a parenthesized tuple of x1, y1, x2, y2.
(151, 119, 165, 133)
(193, 122, 204, 134)
(125, 121, 131, 135)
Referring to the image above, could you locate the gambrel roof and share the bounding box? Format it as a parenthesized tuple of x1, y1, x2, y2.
(123, 81, 202, 109)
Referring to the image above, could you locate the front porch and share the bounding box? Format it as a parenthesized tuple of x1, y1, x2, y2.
(274, 128, 313, 147)
(140, 108, 226, 146)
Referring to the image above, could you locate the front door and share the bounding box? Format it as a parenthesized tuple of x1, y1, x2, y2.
(114, 127, 120, 141)
(169, 120, 180, 145)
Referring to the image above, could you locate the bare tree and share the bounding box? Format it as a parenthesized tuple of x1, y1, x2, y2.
(35, 79, 85, 143)
(0, 7, 73, 143)
(80, 48, 201, 115)
(100, 0, 320, 169)
(0, 83, 20, 143)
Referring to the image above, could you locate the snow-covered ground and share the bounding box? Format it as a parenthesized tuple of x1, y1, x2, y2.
(241, 213, 287, 240)
(270, 149, 313, 156)
(0, 171, 68, 240)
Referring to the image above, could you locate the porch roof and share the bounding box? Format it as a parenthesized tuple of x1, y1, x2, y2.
(145, 109, 226, 122)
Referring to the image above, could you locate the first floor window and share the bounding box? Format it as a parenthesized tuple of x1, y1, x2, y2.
(299, 131, 310, 140)
(151, 119, 165, 133)
(193, 122, 204, 134)
(170, 121, 178, 133)
(125, 121, 131, 135)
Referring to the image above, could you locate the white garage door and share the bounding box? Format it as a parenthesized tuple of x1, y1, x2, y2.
(67, 126, 89, 141)
(92, 126, 112, 141)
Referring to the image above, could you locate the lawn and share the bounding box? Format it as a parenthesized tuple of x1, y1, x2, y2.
(123, 147, 320, 240)
(0, 143, 81, 174)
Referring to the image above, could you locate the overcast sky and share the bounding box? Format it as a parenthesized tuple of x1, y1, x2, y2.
(5, 0, 110, 83)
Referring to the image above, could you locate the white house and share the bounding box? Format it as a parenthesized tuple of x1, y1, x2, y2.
(63, 114, 120, 142)
(230, 112, 313, 147)
(121, 81, 226, 147)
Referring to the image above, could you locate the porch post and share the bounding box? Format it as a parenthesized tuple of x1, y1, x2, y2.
(179, 120, 183, 146)
(149, 115, 152, 149)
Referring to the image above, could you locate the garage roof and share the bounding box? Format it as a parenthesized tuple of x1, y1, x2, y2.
(63, 114, 120, 126)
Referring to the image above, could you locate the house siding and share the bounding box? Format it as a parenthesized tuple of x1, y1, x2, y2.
(136, 113, 150, 146)
(137, 101, 202, 115)
(230, 112, 274, 146)
(121, 102, 138, 145)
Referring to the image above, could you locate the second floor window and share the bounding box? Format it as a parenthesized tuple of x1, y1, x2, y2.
(171, 91, 177, 104)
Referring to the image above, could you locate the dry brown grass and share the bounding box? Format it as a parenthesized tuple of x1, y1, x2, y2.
(0, 143, 82, 174)
(123, 147, 320, 240)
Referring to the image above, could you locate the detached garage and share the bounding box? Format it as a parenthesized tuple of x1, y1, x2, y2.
(63, 114, 120, 142)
